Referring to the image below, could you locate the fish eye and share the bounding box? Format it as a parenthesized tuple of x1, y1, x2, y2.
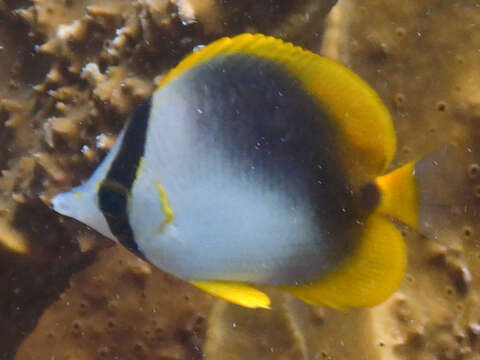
(98, 181, 129, 218)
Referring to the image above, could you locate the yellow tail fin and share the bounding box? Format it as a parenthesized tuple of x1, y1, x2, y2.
(375, 161, 419, 228)
(281, 213, 406, 310)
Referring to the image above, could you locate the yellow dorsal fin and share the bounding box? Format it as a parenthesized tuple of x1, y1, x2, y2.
(159, 33, 396, 186)
(191, 281, 271, 309)
(375, 161, 419, 228)
(282, 212, 406, 310)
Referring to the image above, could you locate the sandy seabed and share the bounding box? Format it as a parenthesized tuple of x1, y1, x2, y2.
(0, 0, 479, 359)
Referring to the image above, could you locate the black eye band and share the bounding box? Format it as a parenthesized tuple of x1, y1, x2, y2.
(96, 97, 152, 259)
(98, 180, 129, 218)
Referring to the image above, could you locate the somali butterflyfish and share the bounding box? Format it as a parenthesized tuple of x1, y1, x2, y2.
(52, 33, 419, 310)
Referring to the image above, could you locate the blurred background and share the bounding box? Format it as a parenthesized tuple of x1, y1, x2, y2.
(0, 0, 479, 359)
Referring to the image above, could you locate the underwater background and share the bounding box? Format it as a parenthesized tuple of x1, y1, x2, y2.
(0, 0, 479, 359)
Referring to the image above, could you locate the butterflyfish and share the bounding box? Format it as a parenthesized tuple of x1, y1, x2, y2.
(52, 33, 419, 310)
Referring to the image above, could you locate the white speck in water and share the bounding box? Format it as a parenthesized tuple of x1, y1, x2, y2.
(470, 324, 480, 335)
(461, 266, 472, 283)
(180, 37, 192, 45)
(181, 18, 197, 26)
(196, 108, 203, 114)
(96, 134, 106, 148)
(95, 133, 114, 150)
(232, 322, 237, 328)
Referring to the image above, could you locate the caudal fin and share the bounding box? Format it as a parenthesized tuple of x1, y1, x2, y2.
(375, 161, 419, 228)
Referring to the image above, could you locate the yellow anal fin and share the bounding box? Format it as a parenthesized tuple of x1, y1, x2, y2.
(375, 161, 419, 228)
(191, 281, 271, 309)
(282, 213, 406, 310)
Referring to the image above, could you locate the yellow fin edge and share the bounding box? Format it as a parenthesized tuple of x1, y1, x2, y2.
(375, 161, 419, 228)
(158, 33, 395, 184)
(282, 213, 406, 310)
(191, 281, 271, 309)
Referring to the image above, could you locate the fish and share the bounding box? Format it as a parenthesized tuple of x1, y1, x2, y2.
(52, 33, 419, 310)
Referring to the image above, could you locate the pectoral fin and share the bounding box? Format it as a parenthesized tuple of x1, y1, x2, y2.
(191, 281, 271, 309)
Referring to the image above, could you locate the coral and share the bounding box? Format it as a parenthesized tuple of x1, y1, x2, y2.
(2, 0, 480, 359)
(323, 1, 480, 359)
(16, 247, 212, 360)
(0, 0, 338, 358)
(202, 1, 480, 359)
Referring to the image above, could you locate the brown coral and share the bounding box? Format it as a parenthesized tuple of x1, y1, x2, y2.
(1, 0, 480, 359)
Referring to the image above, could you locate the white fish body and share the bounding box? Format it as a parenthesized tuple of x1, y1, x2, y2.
(52, 33, 417, 310)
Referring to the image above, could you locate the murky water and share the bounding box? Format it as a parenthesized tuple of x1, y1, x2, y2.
(1, 1, 479, 359)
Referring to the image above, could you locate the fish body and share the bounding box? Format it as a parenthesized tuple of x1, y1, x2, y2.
(52, 34, 418, 309)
